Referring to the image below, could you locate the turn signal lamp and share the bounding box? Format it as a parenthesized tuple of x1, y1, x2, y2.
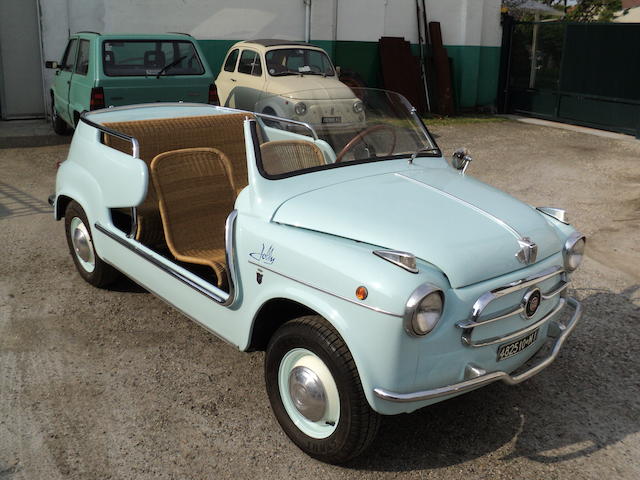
(373, 250, 418, 273)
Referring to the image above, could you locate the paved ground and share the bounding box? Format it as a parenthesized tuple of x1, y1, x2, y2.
(1, 119, 639, 479)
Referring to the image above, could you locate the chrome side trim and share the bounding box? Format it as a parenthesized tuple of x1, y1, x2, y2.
(254, 112, 319, 140)
(463, 297, 566, 347)
(247, 260, 402, 318)
(80, 112, 140, 158)
(395, 173, 524, 241)
(128, 206, 138, 239)
(222, 210, 239, 307)
(374, 297, 582, 403)
(94, 221, 236, 306)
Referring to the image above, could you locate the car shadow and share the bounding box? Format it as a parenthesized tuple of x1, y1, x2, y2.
(347, 287, 640, 472)
(106, 274, 148, 294)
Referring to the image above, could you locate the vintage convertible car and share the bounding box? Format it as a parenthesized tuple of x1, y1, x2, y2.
(50, 88, 584, 464)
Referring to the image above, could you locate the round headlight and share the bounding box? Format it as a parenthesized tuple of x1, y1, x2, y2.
(564, 233, 585, 272)
(294, 102, 307, 115)
(353, 101, 364, 113)
(405, 287, 443, 336)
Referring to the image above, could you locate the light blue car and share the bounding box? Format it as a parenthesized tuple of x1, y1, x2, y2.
(49, 88, 585, 464)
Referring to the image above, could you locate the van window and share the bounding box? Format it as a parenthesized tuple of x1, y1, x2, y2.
(61, 39, 78, 72)
(102, 40, 205, 77)
(238, 50, 262, 76)
(224, 49, 239, 72)
(75, 40, 90, 75)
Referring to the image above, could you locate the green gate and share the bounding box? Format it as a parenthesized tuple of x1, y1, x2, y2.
(502, 20, 640, 138)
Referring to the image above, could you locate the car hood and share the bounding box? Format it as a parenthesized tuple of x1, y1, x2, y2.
(272, 168, 562, 288)
(264, 76, 355, 100)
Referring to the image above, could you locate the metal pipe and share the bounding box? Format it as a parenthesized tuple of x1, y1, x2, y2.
(304, 0, 312, 42)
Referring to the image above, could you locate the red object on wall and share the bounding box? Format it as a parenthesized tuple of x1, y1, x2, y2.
(378, 36, 427, 114)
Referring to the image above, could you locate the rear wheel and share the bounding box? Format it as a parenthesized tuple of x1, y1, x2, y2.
(64, 201, 119, 287)
(51, 96, 68, 135)
(265, 316, 380, 464)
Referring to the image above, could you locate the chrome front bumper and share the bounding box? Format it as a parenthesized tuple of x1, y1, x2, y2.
(373, 296, 582, 403)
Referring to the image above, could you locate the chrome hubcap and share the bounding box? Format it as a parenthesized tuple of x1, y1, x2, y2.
(70, 217, 95, 272)
(289, 366, 326, 422)
(278, 348, 340, 439)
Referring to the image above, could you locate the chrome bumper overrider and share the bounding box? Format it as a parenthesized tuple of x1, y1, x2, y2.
(373, 297, 582, 403)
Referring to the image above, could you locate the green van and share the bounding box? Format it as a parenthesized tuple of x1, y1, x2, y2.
(45, 32, 216, 134)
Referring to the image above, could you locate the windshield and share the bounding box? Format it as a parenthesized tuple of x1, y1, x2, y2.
(265, 48, 335, 76)
(254, 88, 439, 178)
(102, 40, 204, 77)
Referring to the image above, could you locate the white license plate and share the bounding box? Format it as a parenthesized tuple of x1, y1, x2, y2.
(497, 329, 539, 361)
(321, 116, 341, 124)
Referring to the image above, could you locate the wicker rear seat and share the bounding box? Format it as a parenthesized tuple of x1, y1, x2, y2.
(104, 113, 253, 247)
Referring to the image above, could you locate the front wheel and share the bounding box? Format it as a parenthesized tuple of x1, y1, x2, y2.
(64, 201, 120, 288)
(265, 316, 380, 464)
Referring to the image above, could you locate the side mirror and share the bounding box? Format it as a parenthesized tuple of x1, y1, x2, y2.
(335, 65, 341, 75)
(45, 61, 59, 69)
(451, 148, 473, 174)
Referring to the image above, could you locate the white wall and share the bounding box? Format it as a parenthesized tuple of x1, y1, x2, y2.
(37, 0, 501, 113)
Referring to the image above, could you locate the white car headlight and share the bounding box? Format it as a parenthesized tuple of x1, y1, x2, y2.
(563, 232, 586, 272)
(405, 285, 444, 336)
(294, 102, 307, 115)
(353, 101, 364, 113)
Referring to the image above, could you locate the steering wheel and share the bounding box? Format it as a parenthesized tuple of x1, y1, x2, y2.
(335, 124, 397, 163)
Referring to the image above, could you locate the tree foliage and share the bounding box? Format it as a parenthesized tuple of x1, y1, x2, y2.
(502, 0, 623, 21)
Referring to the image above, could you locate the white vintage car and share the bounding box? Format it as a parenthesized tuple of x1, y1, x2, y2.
(50, 88, 584, 464)
(214, 40, 363, 129)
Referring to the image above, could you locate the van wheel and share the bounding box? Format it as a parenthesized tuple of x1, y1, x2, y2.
(265, 316, 380, 464)
(51, 96, 68, 135)
(64, 201, 119, 287)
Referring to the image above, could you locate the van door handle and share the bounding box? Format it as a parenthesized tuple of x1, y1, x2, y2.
(230, 78, 236, 82)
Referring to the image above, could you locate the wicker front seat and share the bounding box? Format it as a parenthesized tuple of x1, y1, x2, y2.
(150, 147, 235, 288)
(259, 140, 325, 175)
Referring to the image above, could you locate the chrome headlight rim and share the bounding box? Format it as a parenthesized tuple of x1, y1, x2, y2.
(563, 231, 586, 272)
(353, 100, 364, 113)
(404, 284, 444, 337)
(294, 102, 307, 115)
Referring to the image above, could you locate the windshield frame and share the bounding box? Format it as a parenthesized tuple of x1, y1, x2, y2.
(265, 47, 336, 77)
(250, 97, 442, 181)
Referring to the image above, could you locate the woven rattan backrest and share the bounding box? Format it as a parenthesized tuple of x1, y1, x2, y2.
(259, 140, 326, 176)
(150, 148, 235, 257)
(104, 113, 253, 198)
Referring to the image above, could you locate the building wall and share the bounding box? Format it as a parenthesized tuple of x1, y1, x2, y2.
(38, 0, 502, 112)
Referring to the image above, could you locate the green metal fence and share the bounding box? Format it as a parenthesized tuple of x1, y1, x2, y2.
(503, 21, 640, 138)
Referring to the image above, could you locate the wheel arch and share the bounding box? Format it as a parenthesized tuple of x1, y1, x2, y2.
(54, 194, 73, 220)
(247, 297, 317, 351)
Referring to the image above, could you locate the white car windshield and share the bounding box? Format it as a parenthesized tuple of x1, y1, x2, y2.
(254, 88, 440, 178)
(265, 48, 335, 76)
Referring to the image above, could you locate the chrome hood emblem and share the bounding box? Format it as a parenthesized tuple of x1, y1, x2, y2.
(516, 237, 538, 264)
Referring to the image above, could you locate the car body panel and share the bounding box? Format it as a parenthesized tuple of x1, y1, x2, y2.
(273, 166, 562, 288)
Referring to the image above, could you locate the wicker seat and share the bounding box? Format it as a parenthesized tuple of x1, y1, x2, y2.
(259, 140, 325, 175)
(104, 113, 253, 247)
(150, 148, 235, 288)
